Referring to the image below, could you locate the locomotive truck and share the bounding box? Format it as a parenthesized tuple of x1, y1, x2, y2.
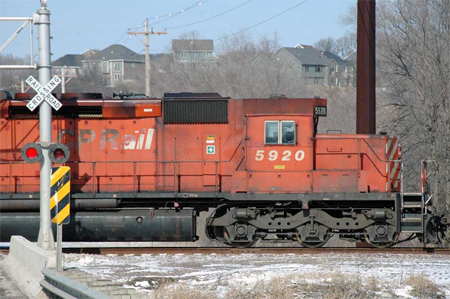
(0, 91, 448, 247)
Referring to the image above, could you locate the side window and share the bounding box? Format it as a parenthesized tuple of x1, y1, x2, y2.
(281, 121, 295, 144)
(265, 121, 296, 144)
(265, 121, 279, 144)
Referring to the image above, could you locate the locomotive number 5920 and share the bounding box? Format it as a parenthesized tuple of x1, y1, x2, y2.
(255, 150, 305, 162)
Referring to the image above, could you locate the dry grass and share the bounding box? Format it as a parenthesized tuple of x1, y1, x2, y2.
(150, 282, 214, 299)
(225, 277, 296, 299)
(404, 274, 445, 299)
(293, 272, 383, 299)
(148, 272, 446, 299)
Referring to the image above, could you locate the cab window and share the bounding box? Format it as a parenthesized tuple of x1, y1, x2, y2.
(265, 121, 295, 145)
(265, 121, 279, 144)
(281, 121, 295, 144)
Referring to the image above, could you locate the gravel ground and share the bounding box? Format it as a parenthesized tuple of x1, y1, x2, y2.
(64, 252, 450, 298)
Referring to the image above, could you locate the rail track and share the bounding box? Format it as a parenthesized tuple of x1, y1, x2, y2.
(3, 247, 449, 255)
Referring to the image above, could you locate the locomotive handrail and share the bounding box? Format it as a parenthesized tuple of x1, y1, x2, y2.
(0, 138, 246, 198)
(0, 159, 225, 198)
(0, 139, 244, 165)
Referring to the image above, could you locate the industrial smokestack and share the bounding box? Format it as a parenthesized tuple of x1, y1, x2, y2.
(356, 0, 376, 134)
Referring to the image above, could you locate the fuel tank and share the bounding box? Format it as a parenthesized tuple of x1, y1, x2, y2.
(0, 209, 197, 242)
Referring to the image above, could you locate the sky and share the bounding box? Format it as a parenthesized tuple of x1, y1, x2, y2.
(0, 0, 355, 61)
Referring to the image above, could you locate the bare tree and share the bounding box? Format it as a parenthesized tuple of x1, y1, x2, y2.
(314, 37, 337, 53)
(314, 33, 356, 58)
(335, 32, 357, 58)
(178, 30, 201, 40)
(377, 0, 450, 213)
(0, 54, 37, 92)
(257, 32, 281, 55)
(67, 64, 107, 94)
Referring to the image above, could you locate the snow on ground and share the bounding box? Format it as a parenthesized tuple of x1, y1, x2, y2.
(65, 252, 450, 298)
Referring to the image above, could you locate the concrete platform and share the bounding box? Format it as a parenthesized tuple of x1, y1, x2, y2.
(61, 268, 149, 299)
(0, 254, 27, 299)
(2, 236, 148, 298)
(3, 236, 56, 298)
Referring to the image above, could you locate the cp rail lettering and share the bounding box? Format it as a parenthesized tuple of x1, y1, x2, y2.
(58, 128, 154, 150)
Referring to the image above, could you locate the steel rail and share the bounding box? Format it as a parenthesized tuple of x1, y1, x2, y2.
(2, 247, 449, 255)
(48, 247, 450, 255)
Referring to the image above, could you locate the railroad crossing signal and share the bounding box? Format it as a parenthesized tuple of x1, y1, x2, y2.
(21, 143, 70, 164)
(25, 75, 62, 111)
(50, 166, 70, 225)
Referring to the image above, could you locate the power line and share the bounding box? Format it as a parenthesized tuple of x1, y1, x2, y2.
(115, 20, 146, 45)
(150, 0, 211, 27)
(166, 0, 253, 30)
(115, 1, 210, 45)
(215, 0, 309, 41)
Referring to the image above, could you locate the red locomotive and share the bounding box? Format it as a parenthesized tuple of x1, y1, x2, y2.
(0, 92, 446, 247)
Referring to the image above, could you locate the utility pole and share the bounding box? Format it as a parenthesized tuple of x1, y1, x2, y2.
(61, 66, 65, 93)
(12, 79, 31, 93)
(53, 66, 76, 93)
(128, 20, 166, 97)
(356, 0, 376, 134)
(36, 0, 55, 250)
(144, 19, 150, 97)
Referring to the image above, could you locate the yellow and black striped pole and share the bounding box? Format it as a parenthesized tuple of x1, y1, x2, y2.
(50, 166, 70, 225)
(51, 166, 70, 272)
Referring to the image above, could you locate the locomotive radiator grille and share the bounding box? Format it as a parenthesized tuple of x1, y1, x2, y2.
(8, 105, 103, 119)
(163, 99, 228, 124)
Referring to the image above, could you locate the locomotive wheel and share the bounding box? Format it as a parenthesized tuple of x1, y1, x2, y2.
(224, 229, 258, 248)
(364, 233, 399, 248)
(295, 234, 330, 248)
(225, 240, 258, 248)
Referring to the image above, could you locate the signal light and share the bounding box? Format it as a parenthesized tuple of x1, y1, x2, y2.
(49, 143, 70, 164)
(21, 143, 42, 164)
(26, 147, 38, 159)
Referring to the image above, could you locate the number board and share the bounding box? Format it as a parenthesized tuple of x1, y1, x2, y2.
(314, 106, 327, 117)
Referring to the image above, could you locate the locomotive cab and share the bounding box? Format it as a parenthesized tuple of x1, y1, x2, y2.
(244, 115, 314, 193)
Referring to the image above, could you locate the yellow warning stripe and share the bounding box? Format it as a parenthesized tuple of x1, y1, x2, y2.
(51, 167, 68, 186)
(50, 181, 70, 210)
(52, 203, 70, 224)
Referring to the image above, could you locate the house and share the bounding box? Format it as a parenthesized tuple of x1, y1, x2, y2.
(172, 39, 216, 63)
(343, 51, 357, 87)
(79, 44, 146, 86)
(266, 45, 354, 87)
(53, 45, 167, 87)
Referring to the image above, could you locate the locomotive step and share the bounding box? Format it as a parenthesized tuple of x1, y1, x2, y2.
(403, 192, 423, 197)
(401, 217, 423, 222)
(402, 204, 423, 208)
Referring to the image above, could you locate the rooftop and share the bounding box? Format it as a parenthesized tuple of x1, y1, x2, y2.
(172, 39, 214, 52)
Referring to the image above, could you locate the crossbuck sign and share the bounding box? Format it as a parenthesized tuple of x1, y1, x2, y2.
(26, 75, 62, 111)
